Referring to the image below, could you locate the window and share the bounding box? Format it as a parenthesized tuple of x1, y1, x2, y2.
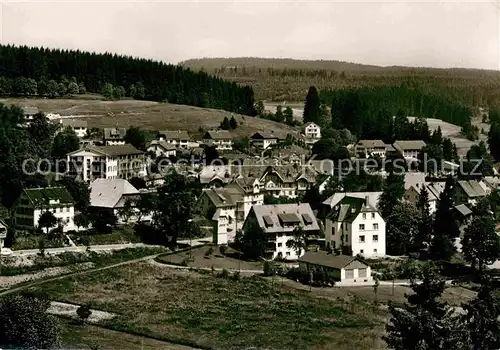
(278, 243, 282, 247)
(373, 223, 378, 230)
(362, 213, 366, 219)
(373, 235, 378, 242)
(286, 252, 291, 256)
(359, 235, 365, 243)
(345, 269, 354, 279)
(371, 213, 375, 219)
(374, 249, 378, 253)
(66, 207, 70, 212)
(360, 249, 364, 254)
(358, 268, 367, 278)
(359, 224, 365, 231)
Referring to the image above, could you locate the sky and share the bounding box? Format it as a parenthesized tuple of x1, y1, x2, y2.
(0, 0, 499, 70)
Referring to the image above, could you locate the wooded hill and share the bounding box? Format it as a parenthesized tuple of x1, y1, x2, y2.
(0, 45, 256, 115)
(180, 57, 500, 107)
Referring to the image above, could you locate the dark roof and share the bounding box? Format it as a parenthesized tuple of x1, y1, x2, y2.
(251, 203, 320, 233)
(60, 119, 87, 128)
(393, 140, 426, 152)
(251, 132, 280, 140)
(21, 106, 39, 115)
(455, 204, 473, 216)
(329, 196, 378, 223)
(356, 140, 386, 148)
(103, 128, 127, 140)
(299, 252, 367, 270)
(93, 144, 144, 156)
(158, 130, 190, 140)
(278, 212, 300, 224)
(457, 180, 487, 198)
(148, 140, 177, 151)
(23, 187, 75, 208)
(203, 130, 232, 140)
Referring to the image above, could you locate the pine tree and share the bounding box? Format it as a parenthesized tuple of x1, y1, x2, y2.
(430, 178, 458, 261)
(414, 186, 432, 252)
(378, 172, 405, 219)
(487, 121, 500, 161)
(220, 117, 231, 130)
(229, 115, 237, 129)
(284, 106, 294, 125)
(275, 105, 284, 122)
(303, 86, 321, 124)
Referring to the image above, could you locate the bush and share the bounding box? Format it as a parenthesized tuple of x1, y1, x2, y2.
(76, 304, 92, 325)
(219, 245, 227, 255)
(263, 261, 277, 276)
(217, 268, 230, 279)
(231, 271, 241, 281)
(204, 246, 214, 258)
(285, 267, 335, 287)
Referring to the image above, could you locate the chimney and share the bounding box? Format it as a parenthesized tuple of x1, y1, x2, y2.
(365, 195, 370, 206)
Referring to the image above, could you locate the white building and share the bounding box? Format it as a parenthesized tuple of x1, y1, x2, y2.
(195, 178, 264, 245)
(250, 132, 280, 150)
(103, 128, 127, 145)
(147, 140, 177, 158)
(392, 140, 427, 160)
(58, 119, 88, 138)
(90, 179, 150, 224)
(324, 195, 386, 258)
(21, 106, 39, 123)
(203, 130, 233, 151)
(157, 130, 192, 149)
(354, 140, 388, 158)
(67, 144, 146, 182)
(242, 203, 320, 260)
(304, 122, 321, 139)
(404, 181, 446, 214)
(14, 187, 75, 233)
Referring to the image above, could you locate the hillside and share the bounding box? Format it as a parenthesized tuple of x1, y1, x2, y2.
(0, 98, 298, 139)
(180, 57, 500, 104)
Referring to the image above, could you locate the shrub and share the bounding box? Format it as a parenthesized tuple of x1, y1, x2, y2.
(76, 304, 92, 325)
(219, 245, 227, 255)
(217, 268, 230, 279)
(231, 271, 241, 281)
(263, 261, 276, 276)
(204, 246, 214, 258)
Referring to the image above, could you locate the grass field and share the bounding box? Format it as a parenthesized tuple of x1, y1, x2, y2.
(0, 97, 299, 139)
(156, 245, 263, 271)
(29, 262, 385, 349)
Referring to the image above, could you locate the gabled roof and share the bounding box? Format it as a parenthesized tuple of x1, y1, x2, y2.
(250, 203, 319, 233)
(0, 219, 7, 231)
(92, 144, 144, 156)
(330, 196, 378, 223)
(393, 140, 426, 152)
(90, 179, 139, 208)
(457, 180, 487, 198)
(454, 204, 473, 217)
(356, 140, 386, 148)
(299, 252, 368, 270)
(201, 186, 244, 208)
(147, 140, 177, 151)
(158, 130, 190, 140)
(323, 192, 382, 209)
(304, 122, 320, 128)
(23, 187, 75, 208)
(59, 119, 88, 128)
(404, 172, 427, 190)
(203, 130, 232, 140)
(251, 132, 280, 140)
(103, 128, 127, 140)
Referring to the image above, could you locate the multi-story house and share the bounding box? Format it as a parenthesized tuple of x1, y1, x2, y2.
(147, 140, 177, 158)
(251, 132, 280, 150)
(392, 140, 426, 159)
(14, 187, 75, 233)
(404, 181, 446, 214)
(57, 119, 88, 138)
(203, 130, 233, 151)
(157, 130, 191, 149)
(454, 179, 490, 206)
(324, 196, 386, 258)
(304, 122, 321, 139)
(21, 106, 39, 123)
(354, 140, 388, 158)
(242, 203, 320, 260)
(196, 178, 264, 244)
(103, 128, 127, 145)
(67, 144, 146, 182)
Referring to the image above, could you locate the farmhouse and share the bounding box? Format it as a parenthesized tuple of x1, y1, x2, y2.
(299, 252, 373, 284)
(243, 203, 320, 260)
(454, 179, 490, 206)
(103, 128, 127, 145)
(324, 195, 386, 258)
(157, 130, 191, 149)
(304, 122, 321, 139)
(354, 140, 387, 158)
(251, 132, 280, 150)
(90, 179, 148, 224)
(203, 130, 233, 150)
(147, 140, 177, 158)
(21, 106, 39, 122)
(392, 140, 426, 159)
(68, 144, 146, 182)
(58, 119, 88, 138)
(14, 187, 75, 233)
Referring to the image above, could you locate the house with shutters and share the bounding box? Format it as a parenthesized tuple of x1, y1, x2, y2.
(304, 122, 321, 140)
(57, 119, 88, 138)
(392, 140, 426, 160)
(146, 140, 177, 158)
(299, 252, 373, 284)
(323, 195, 386, 258)
(354, 140, 388, 158)
(203, 130, 233, 150)
(14, 187, 75, 233)
(242, 203, 320, 260)
(251, 132, 280, 150)
(21, 106, 39, 123)
(157, 130, 194, 149)
(103, 128, 127, 145)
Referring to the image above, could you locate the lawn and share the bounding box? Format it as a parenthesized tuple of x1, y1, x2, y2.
(70, 226, 142, 246)
(156, 245, 263, 271)
(29, 262, 385, 349)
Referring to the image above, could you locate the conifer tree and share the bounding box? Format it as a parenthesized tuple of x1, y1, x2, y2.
(220, 117, 231, 130)
(303, 86, 321, 124)
(275, 105, 284, 122)
(378, 172, 405, 219)
(229, 116, 237, 129)
(284, 106, 294, 125)
(414, 186, 432, 252)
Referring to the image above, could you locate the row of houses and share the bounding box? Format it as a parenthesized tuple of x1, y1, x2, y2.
(354, 139, 427, 159)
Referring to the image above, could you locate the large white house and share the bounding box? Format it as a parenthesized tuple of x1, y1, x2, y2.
(203, 130, 233, 151)
(250, 132, 280, 150)
(354, 140, 388, 158)
(195, 178, 264, 244)
(103, 128, 127, 145)
(147, 140, 177, 158)
(242, 203, 320, 260)
(67, 144, 146, 182)
(58, 119, 88, 138)
(157, 130, 192, 149)
(392, 140, 426, 159)
(324, 195, 386, 258)
(14, 187, 76, 233)
(304, 122, 321, 139)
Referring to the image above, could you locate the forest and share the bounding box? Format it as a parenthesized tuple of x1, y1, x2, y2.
(0, 45, 256, 115)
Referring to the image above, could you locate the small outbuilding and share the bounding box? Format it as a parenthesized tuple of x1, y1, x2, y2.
(298, 251, 372, 284)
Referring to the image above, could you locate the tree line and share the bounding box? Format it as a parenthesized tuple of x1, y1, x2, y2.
(0, 44, 256, 115)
